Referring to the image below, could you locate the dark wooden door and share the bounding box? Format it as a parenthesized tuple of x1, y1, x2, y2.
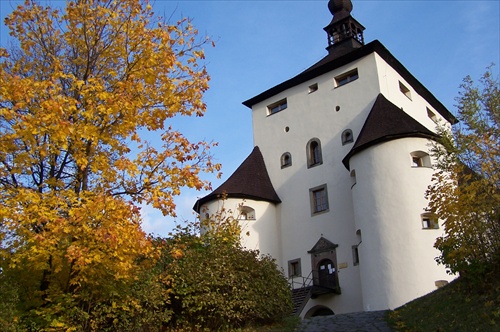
(317, 259, 336, 289)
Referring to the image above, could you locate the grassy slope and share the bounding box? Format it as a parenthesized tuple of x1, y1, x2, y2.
(388, 273, 500, 332)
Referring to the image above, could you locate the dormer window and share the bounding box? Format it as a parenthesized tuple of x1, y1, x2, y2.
(267, 98, 287, 115)
(335, 69, 359, 87)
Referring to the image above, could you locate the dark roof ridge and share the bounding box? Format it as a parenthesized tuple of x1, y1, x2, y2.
(242, 40, 456, 125)
(193, 146, 281, 213)
(342, 93, 439, 170)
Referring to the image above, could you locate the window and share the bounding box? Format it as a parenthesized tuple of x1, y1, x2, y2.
(239, 206, 255, 220)
(310, 184, 329, 215)
(350, 169, 357, 188)
(421, 213, 439, 229)
(411, 151, 431, 167)
(267, 98, 287, 115)
(412, 156, 423, 167)
(288, 258, 302, 277)
(308, 83, 318, 93)
(307, 138, 323, 168)
(335, 68, 358, 87)
(399, 81, 412, 100)
(341, 129, 354, 145)
(427, 107, 438, 124)
(352, 245, 360, 266)
(281, 152, 292, 168)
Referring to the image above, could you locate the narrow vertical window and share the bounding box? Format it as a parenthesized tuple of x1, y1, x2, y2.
(281, 152, 292, 169)
(350, 169, 357, 188)
(352, 245, 360, 266)
(307, 138, 323, 168)
(341, 129, 354, 145)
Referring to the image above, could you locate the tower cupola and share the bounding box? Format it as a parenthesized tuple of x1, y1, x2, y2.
(324, 0, 365, 57)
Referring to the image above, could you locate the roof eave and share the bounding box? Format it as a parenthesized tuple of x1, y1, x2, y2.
(342, 132, 440, 170)
(193, 192, 281, 214)
(242, 40, 457, 125)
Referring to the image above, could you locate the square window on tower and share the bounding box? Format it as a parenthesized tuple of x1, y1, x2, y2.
(267, 98, 287, 115)
(334, 68, 359, 87)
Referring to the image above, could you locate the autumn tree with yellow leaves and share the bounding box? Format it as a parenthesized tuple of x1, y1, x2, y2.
(427, 66, 499, 279)
(0, 0, 219, 330)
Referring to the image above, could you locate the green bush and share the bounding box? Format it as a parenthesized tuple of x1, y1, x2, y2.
(161, 217, 293, 331)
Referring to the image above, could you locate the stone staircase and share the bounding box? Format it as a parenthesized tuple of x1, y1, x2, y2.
(292, 286, 312, 316)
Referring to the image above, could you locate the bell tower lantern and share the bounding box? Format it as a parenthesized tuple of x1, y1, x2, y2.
(324, 0, 365, 57)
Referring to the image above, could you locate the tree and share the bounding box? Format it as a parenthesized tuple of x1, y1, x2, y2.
(427, 66, 500, 277)
(0, 0, 219, 329)
(158, 206, 293, 331)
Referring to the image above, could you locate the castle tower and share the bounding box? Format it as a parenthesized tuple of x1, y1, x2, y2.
(195, 0, 455, 317)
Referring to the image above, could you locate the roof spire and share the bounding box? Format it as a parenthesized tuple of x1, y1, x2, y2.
(324, 0, 365, 57)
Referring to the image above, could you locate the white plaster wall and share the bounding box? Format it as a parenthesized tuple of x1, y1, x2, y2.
(249, 53, 383, 314)
(374, 53, 450, 132)
(241, 49, 455, 315)
(200, 199, 282, 262)
(350, 138, 454, 311)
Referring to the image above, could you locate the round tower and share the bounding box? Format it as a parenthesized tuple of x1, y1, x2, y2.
(194, 146, 282, 260)
(344, 94, 453, 310)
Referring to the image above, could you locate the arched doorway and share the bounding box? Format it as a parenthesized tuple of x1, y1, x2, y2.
(308, 236, 340, 295)
(317, 259, 336, 289)
(304, 305, 334, 318)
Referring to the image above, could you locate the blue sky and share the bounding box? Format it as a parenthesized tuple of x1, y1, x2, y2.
(1, 0, 499, 236)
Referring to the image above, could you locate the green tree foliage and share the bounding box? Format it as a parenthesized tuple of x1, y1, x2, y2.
(159, 207, 293, 331)
(427, 66, 500, 276)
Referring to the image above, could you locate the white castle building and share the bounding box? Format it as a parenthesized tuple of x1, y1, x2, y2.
(194, 0, 456, 318)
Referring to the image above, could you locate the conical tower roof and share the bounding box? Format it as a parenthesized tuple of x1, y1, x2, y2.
(193, 146, 281, 213)
(342, 93, 439, 169)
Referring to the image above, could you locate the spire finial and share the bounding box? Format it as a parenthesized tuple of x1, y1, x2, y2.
(328, 0, 353, 19)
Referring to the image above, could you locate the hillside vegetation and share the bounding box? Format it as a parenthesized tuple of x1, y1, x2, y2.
(389, 267, 500, 332)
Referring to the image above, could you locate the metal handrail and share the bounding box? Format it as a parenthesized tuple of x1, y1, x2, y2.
(288, 270, 314, 290)
(289, 269, 338, 291)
